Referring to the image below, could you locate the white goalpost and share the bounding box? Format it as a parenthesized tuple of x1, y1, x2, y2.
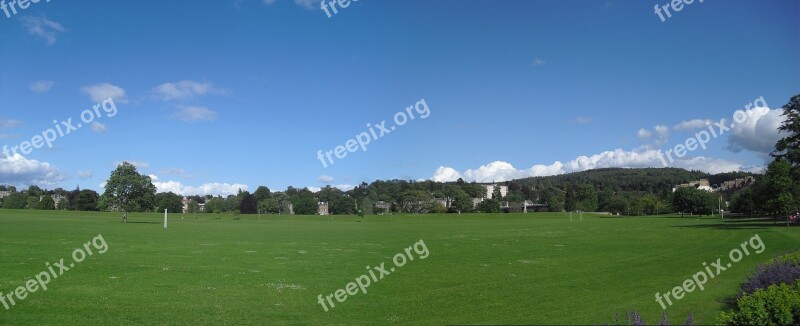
(164, 209, 168, 229)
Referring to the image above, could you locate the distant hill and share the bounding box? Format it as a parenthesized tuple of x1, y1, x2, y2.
(512, 168, 758, 193)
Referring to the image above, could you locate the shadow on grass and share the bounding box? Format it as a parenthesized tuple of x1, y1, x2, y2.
(673, 218, 793, 230)
(124, 221, 161, 225)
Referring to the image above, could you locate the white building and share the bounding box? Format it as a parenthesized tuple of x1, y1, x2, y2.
(482, 184, 508, 200)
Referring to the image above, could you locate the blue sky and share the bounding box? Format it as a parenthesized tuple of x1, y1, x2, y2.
(0, 0, 798, 195)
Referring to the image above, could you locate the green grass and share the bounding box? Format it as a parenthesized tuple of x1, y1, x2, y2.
(0, 210, 798, 325)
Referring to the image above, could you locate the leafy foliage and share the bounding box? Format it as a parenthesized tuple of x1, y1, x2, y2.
(718, 281, 800, 326)
(739, 252, 800, 297)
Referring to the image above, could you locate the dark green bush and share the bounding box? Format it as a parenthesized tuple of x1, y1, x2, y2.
(718, 281, 800, 326)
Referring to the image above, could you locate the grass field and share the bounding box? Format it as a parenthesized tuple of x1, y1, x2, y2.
(0, 210, 798, 325)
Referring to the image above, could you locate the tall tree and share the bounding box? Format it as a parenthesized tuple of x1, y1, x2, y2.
(240, 192, 257, 214)
(773, 94, 800, 165)
(102, 162, 157, 223)
(253, 186, 271, 203)
(155, 192, 183, 213)
(762, 160, 796, 217)
(565, 186, 577, 212)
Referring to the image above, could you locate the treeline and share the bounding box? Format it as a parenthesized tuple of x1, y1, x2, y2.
(0, 165, 782, 216)
(2, 95, 797, 217)
(0, 185, 99, 211)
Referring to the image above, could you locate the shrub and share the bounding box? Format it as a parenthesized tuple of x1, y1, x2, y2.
(739, 252, 800, 297)
(601, 310, 693, 326)
(718, 281, 800, 326)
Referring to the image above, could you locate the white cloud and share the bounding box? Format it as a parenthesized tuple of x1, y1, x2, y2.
(636, 128, 652, 139)
(532, 58, 546, 66)
(29, 80, 54, 93)
(0, 118, 21, 139)
(0, 153, 66, 187)
(293, 0, 316, 9)
(317, 175, 335, 183)
(0, 119, 22, 129)
(77, 170, 93, 180)
(81, 83, 128, 103)
(21, 16, 65, 45)
(727, 107, 787, 156)
(432, 166, 463, 182)
(149, 174, 248, 196)
(654, 125, 670, 145)
(570, 116, 590, 124)
(307, 184, 356, 192)
(159, 168, 195, 179)
(673, 119, 711, 131)
(172, 106, 217, 122)
(432, 148, 758, 183)
(91, 122, 108, 133)
(153, 80, 227, 101)
(112, 160, 150, 169)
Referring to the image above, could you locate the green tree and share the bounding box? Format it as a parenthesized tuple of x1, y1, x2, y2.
(257, 197, 281, 214)
(292, 196, 319, 215)
(102, 162, 157, 223)
(575, 184, 598, 212)
(477, 198, 501, 213)
(36, 195, 55, 210)
(1, 192, 27, 209)
(762, 160, 796, 217)
(565, 186, 577, 212)
(205, 197, 226, 213)
(240, 192, 257, 214)
(672, 187, 715, 217)
(731, 188, 755, 216)
(188, 199, 200, 214)
(155, 192, 183, 213)
(253, 186, 271, 203)
(773, 94, 800, 165)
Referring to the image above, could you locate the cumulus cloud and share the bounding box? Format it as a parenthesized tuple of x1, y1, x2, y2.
(432, 148, 757, 183)
(91, 122, 108, 133)
(81, 83, 128, 103)
(153, 80, 227, 101)
(673, 119, 711, 131)
(432, 166, 462, 182)
(307, 184, 356, 192)
(636, 128, 652, 139)
(77, 170, 93, 180)
(636, 125, 669, 147)
(0, 154, 66, 187)
(532, 58, 546, 66)
(149, 174, 248, 196)
(317, 175, 335, 183)
(29, 80, 54, 93)
(726, 107, 786, 157)
(21, 16, 65, 45)
(172, 106, 218, 122)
